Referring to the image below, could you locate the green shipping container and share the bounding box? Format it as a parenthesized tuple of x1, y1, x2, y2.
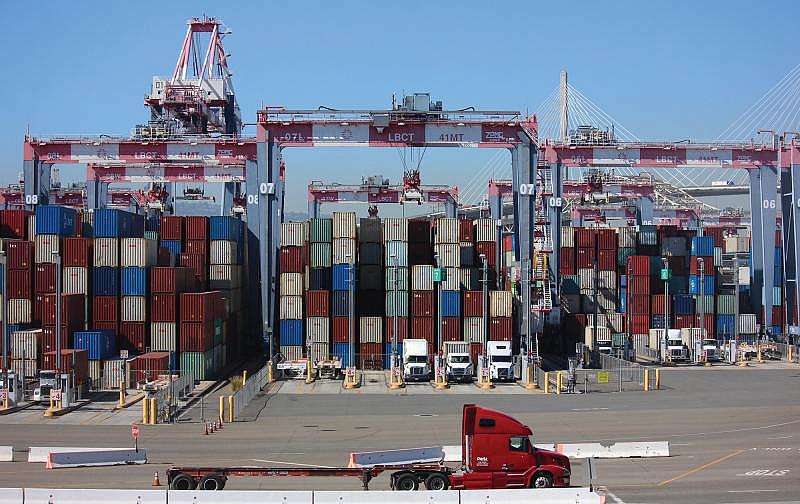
(694, 295, 714, 314)
(144, 231, 159, 241)
(639, 231, 658, 246)
(180, 349, 216, 382)
(310, 243, 332, 268)
(617, 247, 636, 267)
(716, 294, 736, 314)
(385, 267, 409, 291)
(309, 218, 333, 243)
(385, 291, 409, 317)
(612, 333, 626, 347)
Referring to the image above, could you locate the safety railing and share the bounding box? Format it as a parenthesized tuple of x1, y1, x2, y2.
(231, 364, 270, 420)
(770, 342, 799, 363)
(140, 371, 194, 424)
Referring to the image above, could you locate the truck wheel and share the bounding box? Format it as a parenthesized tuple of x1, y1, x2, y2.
(424, 473, 449, 490)
(198, 474, 226, 491)
(394, 473, 419, 491)
(531, 472, 553, 488)
(169, 473, 197, 490)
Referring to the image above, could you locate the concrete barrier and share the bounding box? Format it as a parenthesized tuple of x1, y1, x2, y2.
(459, 488, 603, 504)
(556, 441, 669, 458)
(24, 488, 166, 504)
(0, 488, 23, 504)
(45, 449, 147, 469)
(29, 447, 135, 463)
(0, 447, 12, 462)
(168, 490, 313, 504)
(315, 490, 459, 504)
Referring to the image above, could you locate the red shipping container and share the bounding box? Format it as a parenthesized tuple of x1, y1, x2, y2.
(776, 229, 782, 247)
(469, 342, 484, 368)
(674, 314, 694, 329)
(503, 235, 513, 252)
(305, 290, 330, 317)
(42, 349, 89, 382)
(157, 247, 173, 266)
(576, 247, 594, 269)
(408, 219, 431, 242)
(34, 264, 57, 293)
(6, 240, 33, 270)
(185, 239, 208, 257)
(94, 321, 119, 334)
(474, 242, 497, 268)
(442, 316, 461, 342)
(118, 321, 144, 353)
(180, 291, 219, 322)
(596, 229, 617, 250)
(7, 269, 32, 298)
(627, 256, 650, 276)
(359, 342, 384, 370)
(651, 294, 671, 315)
(693, 315, 715, 337)
(180, 321, 214, 351)
(559, 247, 576, 275)
(42, 293, 85, 326)
(597, 249, 616, 271)
(33, 293, 45, 324)
(689, 256, 715, 275)
(772, 306, 783, 326)
(41, 325, 72, 355)
(575, 228, 592, 248)
(179, 253, 206, 280)
(411, 316, 434, 342)
(63, 237, 91, 267)
(91, 296, 118, 323)
(332, 317, 349, 344)
(630, 314, 650, 334)
(628, 294, 649, 314)
(411, 291, 434, 317)
(628, 275, 651, 295)
(129, 351, 171, 382)
(489, 317, 512, 341)
(151, 267, 193, 293)
(185, 216, 209, 240)
(280, 247, 304, 273)
(462, 291, 483, 317)
(151, 293, 177, 322)
(667, 256, 686, 276)
(0, 210, 31, 239)
(384, 316, 408, 342)
(459, 219, 474, 243)
(160, 216, 183, 241)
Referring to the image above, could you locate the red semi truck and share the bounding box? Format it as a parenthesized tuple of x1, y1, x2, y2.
(167, 404, 571, 491)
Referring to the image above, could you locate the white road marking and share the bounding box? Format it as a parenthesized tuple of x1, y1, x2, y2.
(727, 489, 778, 493)
(268, 452, 306, 455)
(570, 407, 610, 411)
(250, 459, 334, 468)
(767, 435, 793, 440)
(671, 443, 692, 446)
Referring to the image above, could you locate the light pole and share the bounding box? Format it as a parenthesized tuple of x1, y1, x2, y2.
(1, 251, 7, 373)
(434, 253, 442, 383)
(662, 257, 669, 364)
(390, 253, 399, 379)
(480, 253, 488, 380)
(698, 256, 705, 364)
(346, 253, 354, 371)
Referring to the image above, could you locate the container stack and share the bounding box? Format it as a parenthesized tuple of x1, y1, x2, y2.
(10, 328, 41, 380)
(150, 266, 199, 358)
(462, 219, 486, 360)
(330, 216, 353, 366)
(488, 290, 512, 342)
(474, 219, 497, 289)
(74, 330, 117, 388)
(209, 216, 245, 361)
(625, 255, 651, 346)
(307, 218, 332, 363)
(358, 216, 382, 369)
(689, 236, 715, 337)
(410, 222, 434, 355)
(383, 217, 409, 364)
(179, 291, 223, 380)
(435, 218, 461, 345)
(279, 221, 307, 361)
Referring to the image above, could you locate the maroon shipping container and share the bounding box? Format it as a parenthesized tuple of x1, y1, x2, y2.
(459, 219, 474, 243)
(411, 316, 434, 342)
(179, 253, 206, 282)
(628, 294, 649, 314)
(185, 216, 209, 240)
(42, 293, 85, 326)
(129, 352, 171, 382)
(160, 216, 183, 241)
(693, 315, 715, 337)
(575, 228, 592, 248)
(474, 242, 497, 268)
(597, 249, 616, 271)
(673, 314, 693, 329)
(776, 229, 782, 247)
(331, 317, 349, 344)
(91, 296, 118, 323)
(384, 316, 408, 342)
(559, 247, 576, 275)
(93, 321, 119, 335)
(689, 256, 715, 275)
(408, 242, 432, 265)
(151, 267, 194, 293)
(6, 240, 33, 270)
(627, 256, 650, 276)
(185, 239, 208, 257)
(33, 293, 45, 324)
(703, 227, 725, 248)
(180, 291, 220, 322)
(574, 314, 588, 328)
(469, 342, 484, 368)
(667, 256, 686, 276)
(118, 321, 145, 353)
(411, 291, 434, 317)
(628, 275, 650, 295)
(462, 291, 483, 317)
(772, 306, 783, 326)
(34, 264, 57, 293)
(651, 294, 670, 315)
(41, 325, 72, 355)
(489, 317, 512, 341)
(151, 293, 177, 322)
(305, 290, 330, 317)
(180, 321, 214, 352)
(157, 247, 173, 266)
(280, 247, 304, 273)
(596, 229, 617, 250)
(442, 316, 461, 342)
(7, 269, 32, 298)
(359, 342, 384, 370)
(408, 219, 431, 243)
(0, 210, 31, 239)
(63, 237, 91, 267)
(42, 349, 89, 383)
(629, 314, 650, 334)
(576, 247, 594, 269)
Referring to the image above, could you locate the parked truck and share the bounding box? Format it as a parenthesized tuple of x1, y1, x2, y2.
(487, 341, 514, 382)
(665, 329, 688, 362)
(403, 339, 431, 381)
(167, 404, 571, 491)
(443, 342, 473, 383)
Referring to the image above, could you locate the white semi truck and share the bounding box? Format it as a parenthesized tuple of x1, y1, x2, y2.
(403, 339, 431, 382)
(443, 341, 473, 383)
(487, 341, 514, 382)
(665, 329, 688, 362)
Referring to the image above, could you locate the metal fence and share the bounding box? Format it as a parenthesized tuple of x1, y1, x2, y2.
(231, 364, 270, 420)
(150, 371, 195, 423)
(771, 342, 799, 363)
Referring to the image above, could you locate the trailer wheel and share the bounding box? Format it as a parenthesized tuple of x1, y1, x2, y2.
(169, 473, 197, 490)
(424, 473, 449, 491)
(394, 473, 419, 491)
(531, 472, 553, 488)
(198, 474, 226, 491)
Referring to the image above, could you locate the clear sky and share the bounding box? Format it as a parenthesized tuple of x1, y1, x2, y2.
(3, 0, 798, 213)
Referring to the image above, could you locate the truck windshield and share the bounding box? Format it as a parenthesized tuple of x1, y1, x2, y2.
(492, 356, 512, 363)
(407, 356, 428, 364)
(702, 340, 717, 346)
(667, 340, 682, 346)
(450, 356, 470, 364)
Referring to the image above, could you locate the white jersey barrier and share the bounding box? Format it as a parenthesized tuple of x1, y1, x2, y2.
(0, 447, 12, 462)
(169, 490, 313, 504)
(0, 488, 23, 504)
(45, 449, 147, 469)
(555, 441, 670, 459)
(22, 489, 166, 504)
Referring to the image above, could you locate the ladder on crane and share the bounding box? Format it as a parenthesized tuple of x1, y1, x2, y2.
(532, 253, 552, 311)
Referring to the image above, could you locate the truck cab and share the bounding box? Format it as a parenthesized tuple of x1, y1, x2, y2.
(486, 342, 513, 382)
(403, 339, 431, 382)
(666, 329, 688, 362)
(701, 339, 720, 362)
(443, 342, 473, 383)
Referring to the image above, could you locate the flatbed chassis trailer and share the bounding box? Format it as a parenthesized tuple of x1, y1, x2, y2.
(167, 464, 452, 491)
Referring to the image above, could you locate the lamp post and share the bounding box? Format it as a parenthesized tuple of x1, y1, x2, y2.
(434, 253, 442, 383)
(698, 256, 705, 364)
(390, 253, 399, 379)
(1, 251, 7, 373)
(662, 257, 670, 364)
(480, 253, 488, 379)
(346, 253, 354, 371)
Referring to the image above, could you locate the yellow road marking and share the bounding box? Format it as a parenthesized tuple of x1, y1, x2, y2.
(657, 449, 746, 487)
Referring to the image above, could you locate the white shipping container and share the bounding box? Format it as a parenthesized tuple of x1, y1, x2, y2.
(617, 227, 636, 248)
(584, 327, 612, 347)
(310, 243, 332, 268)
(586, 313, 608, 327)
(739, 314, 758, 334)
(724, 236, 750, 253)
(210, 240, 238, 265)
(382, 218, 408, 242)
(714, 247, 722, 267)
(63, 267, 88, 294)
(12, 359, 37, 379)
(434, 243, 461, 268)
(459, 267, 479, 291)
(463, 317, 486, 344)
(280, 345, 304, 361)
(434, 218, 459, 244)
(7, 299, 32, 324)
(442, 267, 460, 291)
(209, 265, 242, 289)
(11, 329, 42, 359)
(279, 296, 303, 320)
(649, 329, 663, 349)
(738, 266, 751, 285)
(633, 334, 649, 351)
(150, 322, 178, 351)
(27, 214, 36, 241)
(121, 296, 147, 322)
(309, 342, 330, 362)
(384, 241, 409, 267)
(578, 268, 594, 289)
(332, 238, 357, 264)
(280, 273, 304, 296)
(598, 271, 617, 289)
(385, 267, 409, 291)
(358, 316, 383, 343)
(443, 341, 470, 355)
(35, 234, 61, 264)
(489, 290, 512, 317)
(88, 360, 102, 385)
(93, 237, 119, 267)
(411, 265, 434, 290)
(475, 219, 495, 242)
(120, 238, 157, 267)
(607, 312, 624, 333)
(102, 359, 127, 389)
(332, 212, 357, 239)
(304, 265, 310, 291)
(561, 227, 575, 248)
(281, 222, 306, 247)
(306, 317, 330, 343)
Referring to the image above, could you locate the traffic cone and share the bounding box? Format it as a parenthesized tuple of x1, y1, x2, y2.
(152, 472, 161, 486)
(204, 423, 209, 435)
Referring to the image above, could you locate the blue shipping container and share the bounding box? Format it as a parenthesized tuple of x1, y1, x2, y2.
(93, 209, 145, 238)
(35, 205, 77, 236)
(160, 240, 182, 255)
(775, 247, 783, 263)
(210, 216, 243, 241)
(146, 217, 161, 232)
(441, 291, 461, 317)
(332, 264, 357, 291)
(74, 330, 117, 360)
(690, 237, 714, 257)
(771, 325, 782, 337)
(121, 267, 148, 296)
(619, 288, 626, 313)
(93, 267, 120, 296)
(688, 275, 715, 295)
(333, 343, 351, 366)
(332, 291, 350, 317)
(775, 263, 783, 284)
(279, 320, 303, 346)
(310, 268, 332, 290)
(619, 274, 627, 287)
(773, 286, 783, 306)
(384, 342, 402, 369)
(673, 294, 695, 315)
(716, 315, 735, 338)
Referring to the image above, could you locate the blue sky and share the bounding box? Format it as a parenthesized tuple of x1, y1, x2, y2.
(2, 1, 798, 212)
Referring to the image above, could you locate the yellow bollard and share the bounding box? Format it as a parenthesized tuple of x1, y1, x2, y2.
(267, 361, 274, 383)
(306, 359, 314, 384)
(219, 396, 225, 424)
(544, 372, 550, 394)
(757, 344, 764, 363)
(242, 370, 247, 385)
(556, 371, 562, 395)
(118, 380, 126, 407)
(655, 368, 661, 390)
(644, 369, 650, 392)
(525, 366, 538, 389)
(149, 398, 156, 425)
(142, 396, 149, 424)
(788, 346, 792, 362)
(228, 396, 234, 423)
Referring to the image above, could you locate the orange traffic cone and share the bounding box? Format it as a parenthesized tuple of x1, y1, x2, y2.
(152, 472, 161, 486)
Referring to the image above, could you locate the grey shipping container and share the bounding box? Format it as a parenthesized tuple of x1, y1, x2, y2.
(385, 290, 409, 317)
(150, 322, 178, 352)
(385, 267, 409, 291)
(358, 265, 383, 291)
(310, 243, 332, 268)
(309, 218, 333, 243)
(359, 218, 382, 243)
(359, 243, 382, 265)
